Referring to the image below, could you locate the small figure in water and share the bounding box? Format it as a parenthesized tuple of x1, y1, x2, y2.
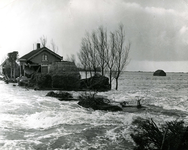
(136, 99, 142, 109)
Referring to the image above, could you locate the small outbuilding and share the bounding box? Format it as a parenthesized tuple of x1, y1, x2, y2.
(153, 70, 166, 76)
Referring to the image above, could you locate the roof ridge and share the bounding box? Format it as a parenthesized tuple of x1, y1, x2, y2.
(19, 47, 62, 61)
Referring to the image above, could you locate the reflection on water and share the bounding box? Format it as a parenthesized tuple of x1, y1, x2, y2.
(0, 71, 188, 149)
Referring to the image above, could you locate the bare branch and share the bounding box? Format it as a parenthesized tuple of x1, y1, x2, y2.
(40, 35, 47, 47)
(77, 24, 131, 90)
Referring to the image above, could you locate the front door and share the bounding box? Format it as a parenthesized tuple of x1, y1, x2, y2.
(41, 65, 48, 74)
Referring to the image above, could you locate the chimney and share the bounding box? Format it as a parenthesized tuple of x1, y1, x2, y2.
(37, 43, 40, 49)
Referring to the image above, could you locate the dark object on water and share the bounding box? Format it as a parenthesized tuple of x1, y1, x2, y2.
(120, 99, 143, 109)
(120, 101, 129, 107)
(46, 91, 73, 99)
(153, 69, 166, 76)
(58, 98, 79, 101)
(80, 73, 111, 91)
(78, 94, 122, 111)
(136, 99, 142, 109)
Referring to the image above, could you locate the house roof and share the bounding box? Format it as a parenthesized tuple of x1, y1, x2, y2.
(19, 47, 63, 61)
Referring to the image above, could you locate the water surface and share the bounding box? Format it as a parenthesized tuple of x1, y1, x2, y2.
(0, 71, 188, 149)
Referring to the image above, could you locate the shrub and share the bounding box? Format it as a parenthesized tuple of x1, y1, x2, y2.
(130, 117, 188, 150)
(78, 92, 122, 111)
(78, 92, 106, 109)
(36, 74, 52, 88)
(52, 75, 80, 90)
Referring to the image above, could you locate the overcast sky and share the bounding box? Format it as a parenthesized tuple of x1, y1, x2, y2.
(0, 0, 188, 72)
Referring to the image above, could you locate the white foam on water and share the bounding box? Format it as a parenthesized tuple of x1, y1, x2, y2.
(0, 139, 41, 150)
(103, 111, 177, 144)
(24, 109, 125, 130)
(24, 111, 66, 129)
(151, 95, 188, 112)
(0, 113, 26, 130)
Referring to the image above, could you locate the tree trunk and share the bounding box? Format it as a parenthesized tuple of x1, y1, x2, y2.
(84, 67, 88, 79)
(89, 69, 92, 77)
(109, 83, 112, 90)
(13, 62, 16, 81)
(115, 77, 118, 90)
(94, 67, 97, 74)
(101, 66, 104, 76)
(109, 70, 112, 89)
(10, 68, 12, 79)
(85, 70, 88, 79)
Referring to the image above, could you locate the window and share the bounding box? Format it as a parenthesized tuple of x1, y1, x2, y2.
(42, 54, 48, 61)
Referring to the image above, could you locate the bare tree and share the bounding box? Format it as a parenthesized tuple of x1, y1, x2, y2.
(78, 38, 92, 78)
(104, 32, 116, 89)
(113, 24, 130, 90)
(78, 28, 107, 76)
(40, 35, 47, 47)
(95, 26, 107, 76)
(51, 39, 58, 53)
(66, 54, 76, 63)
(78, 33, 100, 76)
(70, 54, 76, 63)
(87, 33, 99, 74)
(78, 24, 131, 90)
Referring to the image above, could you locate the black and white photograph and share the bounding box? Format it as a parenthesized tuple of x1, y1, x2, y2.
(0, 0, 188, 149)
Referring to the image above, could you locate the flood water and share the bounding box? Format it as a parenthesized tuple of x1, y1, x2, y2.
(0, 71, 188, 150)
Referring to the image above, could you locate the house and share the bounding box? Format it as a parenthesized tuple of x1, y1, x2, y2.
(18, 43, 81, 89)
(19, 43, 63, 76)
